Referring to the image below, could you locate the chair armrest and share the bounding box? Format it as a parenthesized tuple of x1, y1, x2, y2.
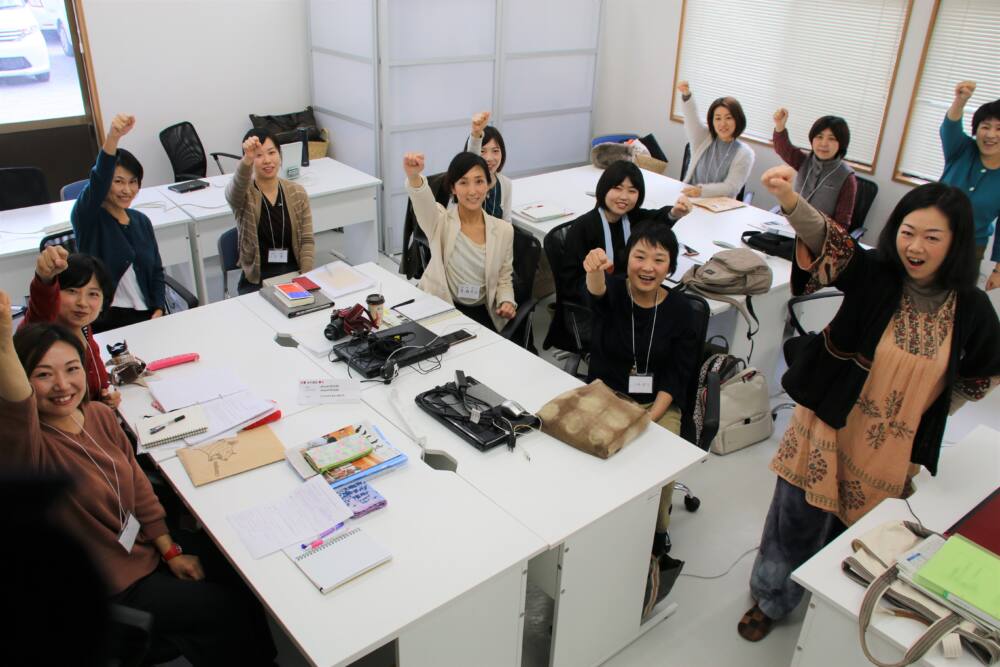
(786, 290, 843, 336)
(164, 276, 198, 311)
(208, 152, 243, 175)
(500, 297, 538, 340)
(563, 353, 583, 377)
(849, 227, 866, 241)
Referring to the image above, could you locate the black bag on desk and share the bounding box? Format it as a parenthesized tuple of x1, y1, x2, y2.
(741, 230, 794, 262)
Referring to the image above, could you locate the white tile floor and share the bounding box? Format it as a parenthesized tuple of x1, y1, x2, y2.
(181, 253, 999, 667)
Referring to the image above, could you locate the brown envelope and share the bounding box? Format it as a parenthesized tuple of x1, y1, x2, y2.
(176, 425, 285, 486)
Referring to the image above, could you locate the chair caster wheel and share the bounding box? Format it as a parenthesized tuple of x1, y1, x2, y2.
(684, 495, 701, 512)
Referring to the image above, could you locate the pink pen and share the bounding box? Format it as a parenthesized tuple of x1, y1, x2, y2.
(300, 522, 345, 550)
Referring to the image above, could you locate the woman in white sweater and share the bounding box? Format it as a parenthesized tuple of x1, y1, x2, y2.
(676, 81, 755, 199)
(404, 151, 517, 332)
(464, 111, 512, 221)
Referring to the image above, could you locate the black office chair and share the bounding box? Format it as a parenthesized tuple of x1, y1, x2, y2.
(217, 227, 240, 299)
(849, 175, 878, 241)
(783, 289, 845, 368)
(39, 232, 199, 312)
(500, 227, 541, 351)
(159, 122, 241, 182)
(399, 172, 449, 280)
(677, 143, 749, 203)
(541, 218, 592, 359)
(0, 167, 49, 211)
(59, 178, 88, 201)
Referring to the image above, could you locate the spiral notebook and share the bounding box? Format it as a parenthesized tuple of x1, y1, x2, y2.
(284, 526, 391, 593)
(135, 405, 208, 449)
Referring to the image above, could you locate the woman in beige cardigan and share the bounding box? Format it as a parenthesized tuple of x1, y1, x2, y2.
(226, 128, 314, 294)
(404, 151, 516, 332)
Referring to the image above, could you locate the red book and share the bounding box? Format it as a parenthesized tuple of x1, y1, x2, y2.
(947, 487, 1000, 556)
(292, 276, 321, 291)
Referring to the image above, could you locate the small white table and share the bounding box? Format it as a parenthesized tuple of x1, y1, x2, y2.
(510, 165, 794, 386)
(790, 425, 1000, 667)
(161, 158, 381, 304)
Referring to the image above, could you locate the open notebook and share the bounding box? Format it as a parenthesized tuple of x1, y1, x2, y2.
(284, 526, 391, 593)
(135, 405, 208, 449)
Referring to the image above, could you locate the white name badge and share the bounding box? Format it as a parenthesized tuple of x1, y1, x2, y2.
(628, 374, 654, 394)
(298, 378, 361, 404)
(118, 513, 140, 553)
(268, 248, 289, 263)
(457, 283, 481, 301)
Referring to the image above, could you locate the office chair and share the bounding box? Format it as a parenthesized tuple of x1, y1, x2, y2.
(783, 289, 844, 368)
(38, 232, 199, 312)
(500, 227, 541, 351)
(399, 172, 448, 280)
(159, 121, 241, 182)
(59, 178, 88, 201)
(849, 175, 878, 241)
(0, 167, 49, 211)
(541, 217, 593, 359)
(217, 227, 240, 299)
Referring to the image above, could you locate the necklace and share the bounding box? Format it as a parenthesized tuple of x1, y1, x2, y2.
(627, 281, 661, 375)
(708, 139, 737, 184)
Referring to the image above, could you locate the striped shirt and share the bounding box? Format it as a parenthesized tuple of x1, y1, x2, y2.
(446, 231, 487, 305)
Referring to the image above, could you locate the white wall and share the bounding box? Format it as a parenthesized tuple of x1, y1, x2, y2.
(81, 0, 310, 187)
(593, 0, 939, 242)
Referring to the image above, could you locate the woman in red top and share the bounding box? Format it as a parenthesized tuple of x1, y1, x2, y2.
(20, 246, 119, 409)
(0, 292, 277, 665)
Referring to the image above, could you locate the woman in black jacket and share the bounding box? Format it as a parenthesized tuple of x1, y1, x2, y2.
(559, 160, 691, 302)
(738, 165, 1000, 642)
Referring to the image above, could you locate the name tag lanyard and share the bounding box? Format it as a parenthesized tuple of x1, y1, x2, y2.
(258, 184, 288, 260)
(799, 158, 840, 203)
(600, 209, 631, 263)
(627, 281, 660, 381)
(43, 418, 135, 550)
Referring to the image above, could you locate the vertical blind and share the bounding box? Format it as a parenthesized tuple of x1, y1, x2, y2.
(897, 0, 1000, 181)
(673, 0, 909, 167)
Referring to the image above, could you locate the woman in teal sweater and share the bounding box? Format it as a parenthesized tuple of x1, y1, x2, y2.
(940, 81, 1000, 290)
(71, 114, 166, 332)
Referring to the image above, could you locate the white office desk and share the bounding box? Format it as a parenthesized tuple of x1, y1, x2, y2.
(235, 263, 506, 381)
(0, 187, 192, 299)
(511, 164, 794, 388)
(161, 158, 381, 304)
(362, 327, 708, 667)
(790, 425, 1000, 667)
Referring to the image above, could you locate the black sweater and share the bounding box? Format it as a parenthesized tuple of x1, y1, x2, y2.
(587, 276, 698, 409)
(782, 228, 1000, 475)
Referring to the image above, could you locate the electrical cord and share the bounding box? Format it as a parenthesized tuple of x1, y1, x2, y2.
(679, 545, 760, 581)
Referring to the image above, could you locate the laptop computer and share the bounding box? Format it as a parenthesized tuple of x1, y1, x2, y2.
(281, 141, 303, 180)
(331, 322, 449, 378)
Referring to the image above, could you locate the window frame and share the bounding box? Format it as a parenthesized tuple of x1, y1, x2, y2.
(668, 0, 916, 176)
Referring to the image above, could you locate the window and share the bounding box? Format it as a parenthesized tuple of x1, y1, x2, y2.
(895, 0, 1000, 183)
(0, 0, 92, 133)
(671, 0, 910, 169)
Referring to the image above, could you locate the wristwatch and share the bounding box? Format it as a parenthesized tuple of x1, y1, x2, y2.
(161, 542, 183, 562)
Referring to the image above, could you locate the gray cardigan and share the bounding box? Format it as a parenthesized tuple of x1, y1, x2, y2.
(680, 94, 755, 198)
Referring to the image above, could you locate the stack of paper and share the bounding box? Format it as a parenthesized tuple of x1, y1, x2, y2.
(394, 297, 453, 322)
(304, 261, 374, 300)
(517, 202, 571, 222)
(146, 367, 247, 411)
(184, 390, 277, 445)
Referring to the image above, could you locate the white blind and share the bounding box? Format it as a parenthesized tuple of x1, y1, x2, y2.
(674, 0, 908, 167)
(897, 0, 1000, 181)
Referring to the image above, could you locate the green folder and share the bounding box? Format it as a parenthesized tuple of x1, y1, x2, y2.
(914, 535, 1000, 625)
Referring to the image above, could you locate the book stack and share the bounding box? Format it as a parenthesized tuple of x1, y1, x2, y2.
(287, 422, 408, 488)
(274, 282, 314, 306)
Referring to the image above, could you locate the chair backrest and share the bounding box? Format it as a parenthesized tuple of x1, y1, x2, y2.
(677, 292, 711, 445)
(217, 227, 240, 298)
(851, 174, 878, 234)
(400, 172, 449, 280)
(40, 230, 78, 254)
(511, 226, 541, 307)
(59, 179, 88, 202)
(159, 122, 207, 182)
(0, 167, 49, 211)
(679, 143, 692, 181)
(542, 218, 592, 353)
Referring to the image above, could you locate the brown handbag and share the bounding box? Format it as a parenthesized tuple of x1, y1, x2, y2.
(538, 380, 650, 459)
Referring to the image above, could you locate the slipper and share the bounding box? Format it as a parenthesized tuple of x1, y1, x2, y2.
(737, 604, 775, 642)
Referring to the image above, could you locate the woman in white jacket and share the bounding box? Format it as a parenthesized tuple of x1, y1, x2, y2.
(677, 80, 755, 199)
(464, 111, 512, 221)
(404, 151, 517, 332)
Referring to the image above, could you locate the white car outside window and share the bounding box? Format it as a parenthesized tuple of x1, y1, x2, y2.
(0, 0, 51, 82)
(27, 0, 71, 56)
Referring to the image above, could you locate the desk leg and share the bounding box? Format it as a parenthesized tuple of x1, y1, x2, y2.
(186, 220, 209, 305)
(548, 488, 660, 667)
(397, 560, 527, 667)
(793, 597, 882, 667)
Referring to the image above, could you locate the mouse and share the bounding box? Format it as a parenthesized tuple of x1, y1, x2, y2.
(499, 399, 528, 419)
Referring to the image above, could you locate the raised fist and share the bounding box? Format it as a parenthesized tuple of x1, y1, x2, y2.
(402, 152, 425, 178)
(471, 111, 491, 137)
(773, 107, 788, 132)
(583, 248, 613, 274)
(35, 245, 69, 283)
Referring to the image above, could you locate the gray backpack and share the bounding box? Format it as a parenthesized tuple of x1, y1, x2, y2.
(680, 248, 773, 361)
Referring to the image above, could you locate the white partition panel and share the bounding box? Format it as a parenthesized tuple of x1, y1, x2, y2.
(312, 53, 376, 122)
(387, 62, 495, 127)
(317, 112, 378, 175)
(387, 125, 472, 192)
(502, 0, 600, 52)
(387, 0, 495, 60)
(309, 0, 374, 56)
(503, 55, 596, 115)
(502, 112, 593, 174)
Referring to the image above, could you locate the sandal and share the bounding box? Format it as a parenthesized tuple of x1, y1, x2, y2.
(737, 604, 775, 642)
